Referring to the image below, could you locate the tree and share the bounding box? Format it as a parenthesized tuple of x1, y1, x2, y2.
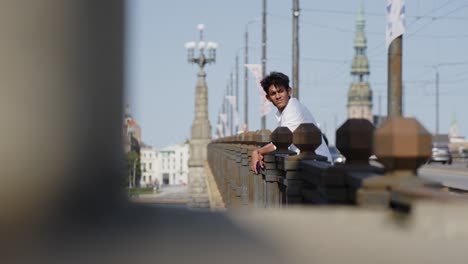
(126, 150, 141, 188)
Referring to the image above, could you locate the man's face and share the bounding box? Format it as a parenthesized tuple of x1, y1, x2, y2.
(266, 84, 292, 112)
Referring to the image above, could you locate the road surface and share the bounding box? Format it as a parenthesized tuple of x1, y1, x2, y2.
(418, 161, 468, 191)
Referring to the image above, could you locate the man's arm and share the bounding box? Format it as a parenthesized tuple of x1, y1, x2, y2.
(250, 143, 276, 174)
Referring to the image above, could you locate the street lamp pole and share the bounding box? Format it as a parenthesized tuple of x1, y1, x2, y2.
(184, 23, 217, 150)
(388, 36, 403, 117)
(261, 0, 267, 130)
(435, 67, 439, 136)
(244, 27, 249, 132)
(243, 19, 258, 132)
(185, 24, 218, 208)
(230, 71, 234, 135)
(185, 25, 217, 140)
(292, 0, 300, 99)
(235, 54, 239, 134)
(185, 24, 218, 71)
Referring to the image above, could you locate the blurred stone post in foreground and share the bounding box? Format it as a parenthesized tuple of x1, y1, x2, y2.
(0, 0, 124, 239)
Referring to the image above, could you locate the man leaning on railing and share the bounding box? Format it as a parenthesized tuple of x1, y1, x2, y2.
(250, 72, 332, 174)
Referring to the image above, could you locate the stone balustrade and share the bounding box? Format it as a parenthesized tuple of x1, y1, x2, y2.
(207, 118, 468, 211)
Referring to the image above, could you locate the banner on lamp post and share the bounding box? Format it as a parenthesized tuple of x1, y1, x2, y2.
(216, 123, 224, 138)
(386, 0, 406, 50)
(245, 64, 271, 116)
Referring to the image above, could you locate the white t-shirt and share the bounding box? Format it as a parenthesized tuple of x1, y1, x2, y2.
(275, 98, 332, 163)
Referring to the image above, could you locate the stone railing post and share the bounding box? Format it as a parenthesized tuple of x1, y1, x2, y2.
(357, 117, 432, 210)
(216, 139, 228, 205)
(245, 132, 257, 205)
(261, 127, 294, 208)
(237, 133, 247, 206)
(322, 119, 384, 204)
(216, 140, 224, 200)
(233, 135, 243, 206)
(254, 130, 271, 208)
(226, 136, 239, 207)
(292, 123, 330, 204)
(220, 138, 231, 207)
(269, 127, 296, 206)
(239, 132, 256, 206)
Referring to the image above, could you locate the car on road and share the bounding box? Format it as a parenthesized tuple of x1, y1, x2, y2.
(428, 142, 452, 165)
(328, 145, 346, 164)
(458, 147, 468, 161)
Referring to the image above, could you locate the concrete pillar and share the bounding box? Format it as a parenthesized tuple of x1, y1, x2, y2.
(188, 67, 212, 208)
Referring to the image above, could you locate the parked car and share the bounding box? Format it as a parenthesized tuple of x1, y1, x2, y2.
(328, 145, 346, 164)
(428, 142, 452, 165)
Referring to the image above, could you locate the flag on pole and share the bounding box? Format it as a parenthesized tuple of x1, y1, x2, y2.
(233, 110, 240, 129)
(216, 123, 224, 138)
(219, 113, 227, 125)
(226, 95, 241, 129)
(386, 0, 406, 50)
(225, 95, 237, 108)
(219, 112, 231, 136)
(245, 64, 271, 116)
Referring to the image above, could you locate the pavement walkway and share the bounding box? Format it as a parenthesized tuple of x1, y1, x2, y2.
(131, 185, 188, 205)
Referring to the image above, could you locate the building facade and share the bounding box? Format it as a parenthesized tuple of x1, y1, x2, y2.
(140, 146, 160, 187)
(347, 1, 373, 122)
(139, 143, 189, 187)
(159, 143, 189, 186)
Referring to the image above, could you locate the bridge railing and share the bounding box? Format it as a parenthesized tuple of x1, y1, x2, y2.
(208, 117, 468, 212)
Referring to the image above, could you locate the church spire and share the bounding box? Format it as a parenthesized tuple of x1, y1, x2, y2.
(351, 0, 370, 79)
(357, 0, 364, 25)
(347, 0, 373, 123)
(450, 112, 459, 138)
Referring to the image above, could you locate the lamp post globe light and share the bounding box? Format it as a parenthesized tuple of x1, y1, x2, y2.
(184, 24, 218, 208)
(185, 24, 218, 69)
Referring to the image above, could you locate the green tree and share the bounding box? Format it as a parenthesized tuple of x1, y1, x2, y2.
(126, 151, 141, 187)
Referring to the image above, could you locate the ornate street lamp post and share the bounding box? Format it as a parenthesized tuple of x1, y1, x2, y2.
(184, 24, 218, 208)
(185, 24, 218, 69)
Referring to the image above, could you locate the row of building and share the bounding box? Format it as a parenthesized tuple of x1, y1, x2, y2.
(123, 105, 189, 188)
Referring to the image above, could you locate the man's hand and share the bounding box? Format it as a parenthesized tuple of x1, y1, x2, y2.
(250, 143, 276, 174)
(250, 149, 264, 174)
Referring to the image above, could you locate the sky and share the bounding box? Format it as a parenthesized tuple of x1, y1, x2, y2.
(126, 0, 468, 149)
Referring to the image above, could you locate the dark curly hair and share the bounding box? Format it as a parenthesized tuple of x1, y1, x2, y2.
(260, 72, 290, 95)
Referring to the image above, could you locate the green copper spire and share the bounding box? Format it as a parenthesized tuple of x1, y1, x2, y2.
(450, 112, 459, 137)
(351, 0, 369, 76)
(357, 0, 364, 24)
(348, 0, 373, 122)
